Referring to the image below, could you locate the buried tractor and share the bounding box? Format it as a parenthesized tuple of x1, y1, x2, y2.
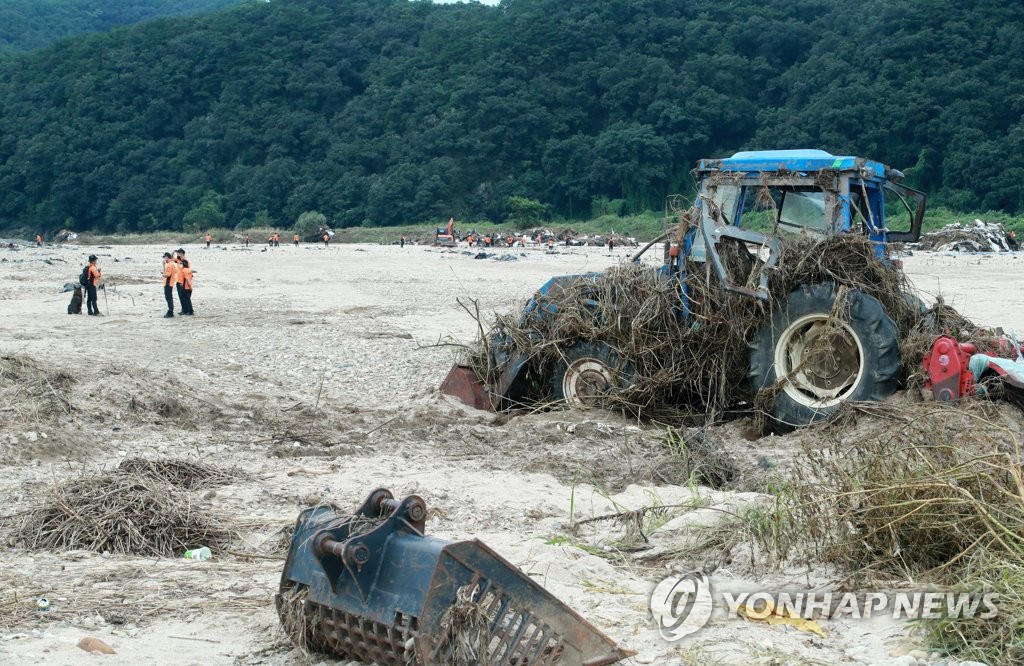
(443, 149, 936, 429)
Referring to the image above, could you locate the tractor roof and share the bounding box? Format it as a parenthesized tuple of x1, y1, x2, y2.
(696, 149, 893, 180)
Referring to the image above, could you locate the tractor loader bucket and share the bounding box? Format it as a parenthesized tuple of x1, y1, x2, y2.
(277, 488, 634, 666)
(440, 364, 495, 411)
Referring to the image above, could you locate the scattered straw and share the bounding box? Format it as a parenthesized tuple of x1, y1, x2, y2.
(117, 457, 245, 490)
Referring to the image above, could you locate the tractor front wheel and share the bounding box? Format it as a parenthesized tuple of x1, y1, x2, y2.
(748, 283, 900, 429)
(551, 342, 632, 407)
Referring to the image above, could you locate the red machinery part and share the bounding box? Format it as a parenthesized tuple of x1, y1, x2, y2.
(922, 335, 975, 401)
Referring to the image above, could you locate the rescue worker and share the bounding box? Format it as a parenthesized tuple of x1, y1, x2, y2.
(607, 238, 615, 252)
(244, 234, 250, 247)
(85, 255, 102, 316)
(294, 233, 300, 247)
(400, 234, 406, 248)
(205, 233, 212, 248)
(180, 259, 195, 315)
(520, 235, 526, 247)
(1008, 230, 1019, 252)
(35, 234, 42, 247)
(162, 252, 177, 318)
(173, 249, 187, 313)
(322, 232, 330, 247)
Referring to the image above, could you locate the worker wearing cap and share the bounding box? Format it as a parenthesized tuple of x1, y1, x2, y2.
(162, 252, 177, 318)
(86, 255, 102, 316)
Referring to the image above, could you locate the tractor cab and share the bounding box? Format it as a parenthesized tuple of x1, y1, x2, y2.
(667, 149, 926, 298)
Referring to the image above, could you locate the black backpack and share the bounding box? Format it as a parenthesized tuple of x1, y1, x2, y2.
(79, 265, 89, 287)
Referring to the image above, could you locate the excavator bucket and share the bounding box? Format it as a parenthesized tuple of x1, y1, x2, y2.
(277, 488, 634, 666)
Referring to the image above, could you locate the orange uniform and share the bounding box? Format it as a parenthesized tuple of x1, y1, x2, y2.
(181, 265, 194, 290)
(163, 259, 177, 287)
(87, 264, 101, 285)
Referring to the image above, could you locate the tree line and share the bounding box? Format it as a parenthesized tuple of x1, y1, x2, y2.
(0, 0, 1021, 235)
(0, 0, 244, 53)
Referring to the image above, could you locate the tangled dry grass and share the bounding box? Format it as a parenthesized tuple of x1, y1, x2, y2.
(0, 354, 75, 424)
(117, 457, 246, 490)
(14, 467, 232, 557)
(752, 400, 1024, 664)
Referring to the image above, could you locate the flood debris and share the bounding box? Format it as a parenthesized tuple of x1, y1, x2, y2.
(915, 219, 1014, 253)
(14, 469, 230, 557)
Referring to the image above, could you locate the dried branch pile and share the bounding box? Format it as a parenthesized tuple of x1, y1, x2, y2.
(15, 470, 230, 557)
(117, 457, 245, 490)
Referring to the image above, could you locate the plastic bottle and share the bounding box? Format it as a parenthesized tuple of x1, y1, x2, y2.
(183, 547, 212, 560)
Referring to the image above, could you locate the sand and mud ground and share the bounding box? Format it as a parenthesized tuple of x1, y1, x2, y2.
(0, 240, 1021, 665)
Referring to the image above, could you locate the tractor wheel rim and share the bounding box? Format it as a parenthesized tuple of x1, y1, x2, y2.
(774, 313, 864, 408)
(563, 358, 614, 406)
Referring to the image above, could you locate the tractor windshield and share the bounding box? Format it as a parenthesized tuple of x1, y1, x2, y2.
(779, 191, 828, 233)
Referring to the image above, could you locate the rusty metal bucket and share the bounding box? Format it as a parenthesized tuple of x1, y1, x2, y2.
(277, 488, 633, 666)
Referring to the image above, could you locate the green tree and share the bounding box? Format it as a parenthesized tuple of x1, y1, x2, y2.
(507, 196, 546, 229)
(182, 191, 225, 232)
(294, 210, 327, 239)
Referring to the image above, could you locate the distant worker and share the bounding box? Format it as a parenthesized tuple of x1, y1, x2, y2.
(35, 234, 42, 247)
(484, 235, 492, 248)
(205, 233, 212, 248)
(180, 259, 195, 315)
(400, 234, 406, 248)
(162, 252, 177, 318)
(546, 237, 555, 250)
(607, 238, 615, 252)
(274, 233, 280, 247)
(85, 254, 102, 316)
(322, 233, 329, 247)
(294, 233, 300, 247)
(244, 234, 250, 247)
(520, 235, 526, 247)
(467, 235, 474, 247)
(1008, 230, 1019, 252)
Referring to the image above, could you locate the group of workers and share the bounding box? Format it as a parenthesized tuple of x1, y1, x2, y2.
(161, 248, 195, 318)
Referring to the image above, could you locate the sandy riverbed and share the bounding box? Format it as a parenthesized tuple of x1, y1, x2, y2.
(0, 240, 1020, 665)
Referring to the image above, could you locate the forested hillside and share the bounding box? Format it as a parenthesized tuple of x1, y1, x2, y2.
(0, 0, 1021, 234)
(0, 0, 244, 53)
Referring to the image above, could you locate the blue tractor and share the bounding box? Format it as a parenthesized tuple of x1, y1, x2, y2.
(441, 150, 926, 428)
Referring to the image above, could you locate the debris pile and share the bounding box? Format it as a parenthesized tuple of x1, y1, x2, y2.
(14, 466, 231, 556)
(916, 219, 1013, 252)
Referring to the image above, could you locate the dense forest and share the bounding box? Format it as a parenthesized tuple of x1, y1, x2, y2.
(0, 0, 1022, 234)
(0, 0, 245, 53)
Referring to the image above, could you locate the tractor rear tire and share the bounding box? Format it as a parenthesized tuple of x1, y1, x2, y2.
(748, 282, 900, 430)
(551, 341, 633, 407)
